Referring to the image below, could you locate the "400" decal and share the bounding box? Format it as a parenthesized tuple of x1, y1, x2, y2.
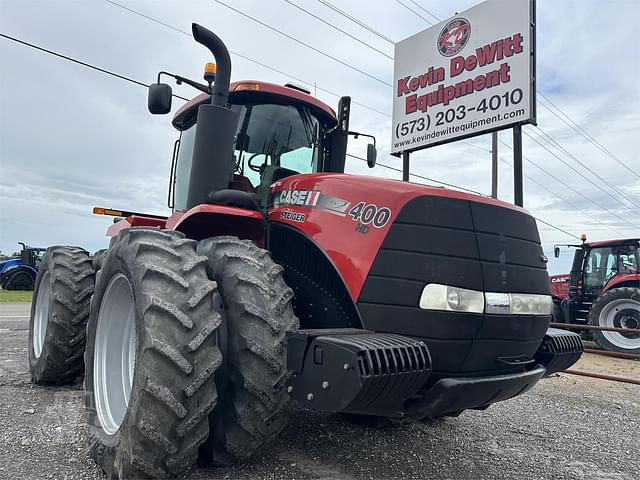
(348, 202, 391, 228)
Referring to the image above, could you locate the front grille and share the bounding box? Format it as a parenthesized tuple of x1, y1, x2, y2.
(357, 195, 551, 375)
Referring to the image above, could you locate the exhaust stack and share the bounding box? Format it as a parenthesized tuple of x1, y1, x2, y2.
(186, 23, 239, 210)
(191, 23, 232, 107)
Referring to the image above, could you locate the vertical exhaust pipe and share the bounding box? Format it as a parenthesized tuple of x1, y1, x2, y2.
(186, 23, 239, 209)
(191, 23, 231, 107)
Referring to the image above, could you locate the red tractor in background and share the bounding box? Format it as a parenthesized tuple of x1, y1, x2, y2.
(27, 24, 582, 479)
(550, 236, 640, 353)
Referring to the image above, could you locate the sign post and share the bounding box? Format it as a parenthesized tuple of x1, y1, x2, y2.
(491, 131, 498, 199)
(391, 0, 536, 203)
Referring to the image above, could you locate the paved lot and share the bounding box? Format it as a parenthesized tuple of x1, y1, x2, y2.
(1, 302, 638, 480)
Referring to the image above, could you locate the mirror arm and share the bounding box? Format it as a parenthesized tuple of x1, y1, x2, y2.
(347, 131, 376, 147)
(157, 71, 211, 94)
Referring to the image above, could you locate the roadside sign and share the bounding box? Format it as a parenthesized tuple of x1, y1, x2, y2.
(391, 0, 536, 154)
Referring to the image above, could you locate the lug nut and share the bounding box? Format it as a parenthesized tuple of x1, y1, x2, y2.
(322, 381, 329, 389)
(307, 393, 314, 401)
(287, 386, 293, 393)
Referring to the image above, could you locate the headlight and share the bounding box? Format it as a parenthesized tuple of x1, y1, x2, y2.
(485, 292, 552, 316)
(420, 284, 553, 316)
(419, 284, 484, 313)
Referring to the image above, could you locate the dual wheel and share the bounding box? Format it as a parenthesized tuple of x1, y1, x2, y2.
(29, 229, 298, 479)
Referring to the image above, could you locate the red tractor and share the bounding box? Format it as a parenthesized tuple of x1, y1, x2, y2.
(550, 236, 640, 353)
(28, 24, 582, 479)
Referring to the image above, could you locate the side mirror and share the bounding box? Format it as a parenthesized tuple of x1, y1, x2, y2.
(554, 246, 560, 258)
(366, 143, 377, 168)
(148, 83, 173, 114)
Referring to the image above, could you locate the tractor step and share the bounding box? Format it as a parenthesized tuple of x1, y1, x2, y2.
(286, 329, 432, 415)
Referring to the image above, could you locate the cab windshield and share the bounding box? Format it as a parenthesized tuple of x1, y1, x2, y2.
(232, 103, 320, 187)
(172, 102, 321, 210)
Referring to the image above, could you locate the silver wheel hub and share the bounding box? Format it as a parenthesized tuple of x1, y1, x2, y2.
(94, 273, 137, 435)
(33, 271, 50, 358)
(600, 298, 640, 350)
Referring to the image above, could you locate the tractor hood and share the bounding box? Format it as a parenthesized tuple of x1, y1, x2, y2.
(268, 172, 552, 377)
(0, 258, 20, 272)
(267, 172, 546, 299)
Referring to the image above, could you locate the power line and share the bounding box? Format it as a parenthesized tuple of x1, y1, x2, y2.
(0, 32, 189, 101)
(522, 129, 640, 214)
(103, 0, 390, 118)
(538, 93, 639, 179)
(348, 153, 483, 194)
(468, 139, 628, 236)
(498, 139, 638, 230)
(532, 124, 640, 208)
(497, 156, 626, 237)
(2, 26, 580, 241)
(213, 0, 392, 87)
(282, 0, 393, 60)
(316, 0, 395, 44)
(394, 0, 435, 25)
(348, 153, 578, 239)
(408, 1, 442, 23)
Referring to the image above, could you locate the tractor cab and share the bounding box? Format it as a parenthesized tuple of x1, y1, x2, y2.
(151, 71, 375, 212)
(20, 244, 46, 268)
(556, 238, 640, 301)
(168, 82, 342, 211)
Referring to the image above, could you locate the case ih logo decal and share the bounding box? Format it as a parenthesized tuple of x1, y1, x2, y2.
(271, 190, 391, 229)
(438, 18, 471, 57)
(551, 276, 569, 283)
(273, 189, 320, 208)
(271, 190, 351, 216)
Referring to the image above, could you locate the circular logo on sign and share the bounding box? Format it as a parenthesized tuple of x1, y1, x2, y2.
(437, 18, 471, 57)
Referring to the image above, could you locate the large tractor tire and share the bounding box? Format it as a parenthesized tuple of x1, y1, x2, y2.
(29, 246, 94, 384)
(196, 236, 298, 465)
(589, 287, 640, 354)
(84, 228, 222, 479)
(4, 267, 36, 290)
(92, 248, 108, 272)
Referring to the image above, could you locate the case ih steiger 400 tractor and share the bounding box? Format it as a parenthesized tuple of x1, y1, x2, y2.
(28, 24, 582, 479)
(550, 236, 640, 353)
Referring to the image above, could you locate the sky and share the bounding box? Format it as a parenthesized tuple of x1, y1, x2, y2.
(0, 0, 639, 275)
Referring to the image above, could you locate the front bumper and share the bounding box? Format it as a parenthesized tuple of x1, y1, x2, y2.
(406, 365, 546, 418)
(286, 327, 582, 418)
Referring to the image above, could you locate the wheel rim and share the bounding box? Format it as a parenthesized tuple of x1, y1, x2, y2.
(33, 271, 50, 358)
(600, 298, 640, 350)
(94, 273, 137, 435)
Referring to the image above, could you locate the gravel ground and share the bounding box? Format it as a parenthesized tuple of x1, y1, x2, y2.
(1, 302, 638, 480)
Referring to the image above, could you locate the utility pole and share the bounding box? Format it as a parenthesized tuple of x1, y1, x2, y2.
(513, 125, 523, 207)
(491, 131, 498, 199)
(402, 151, 410, 181)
